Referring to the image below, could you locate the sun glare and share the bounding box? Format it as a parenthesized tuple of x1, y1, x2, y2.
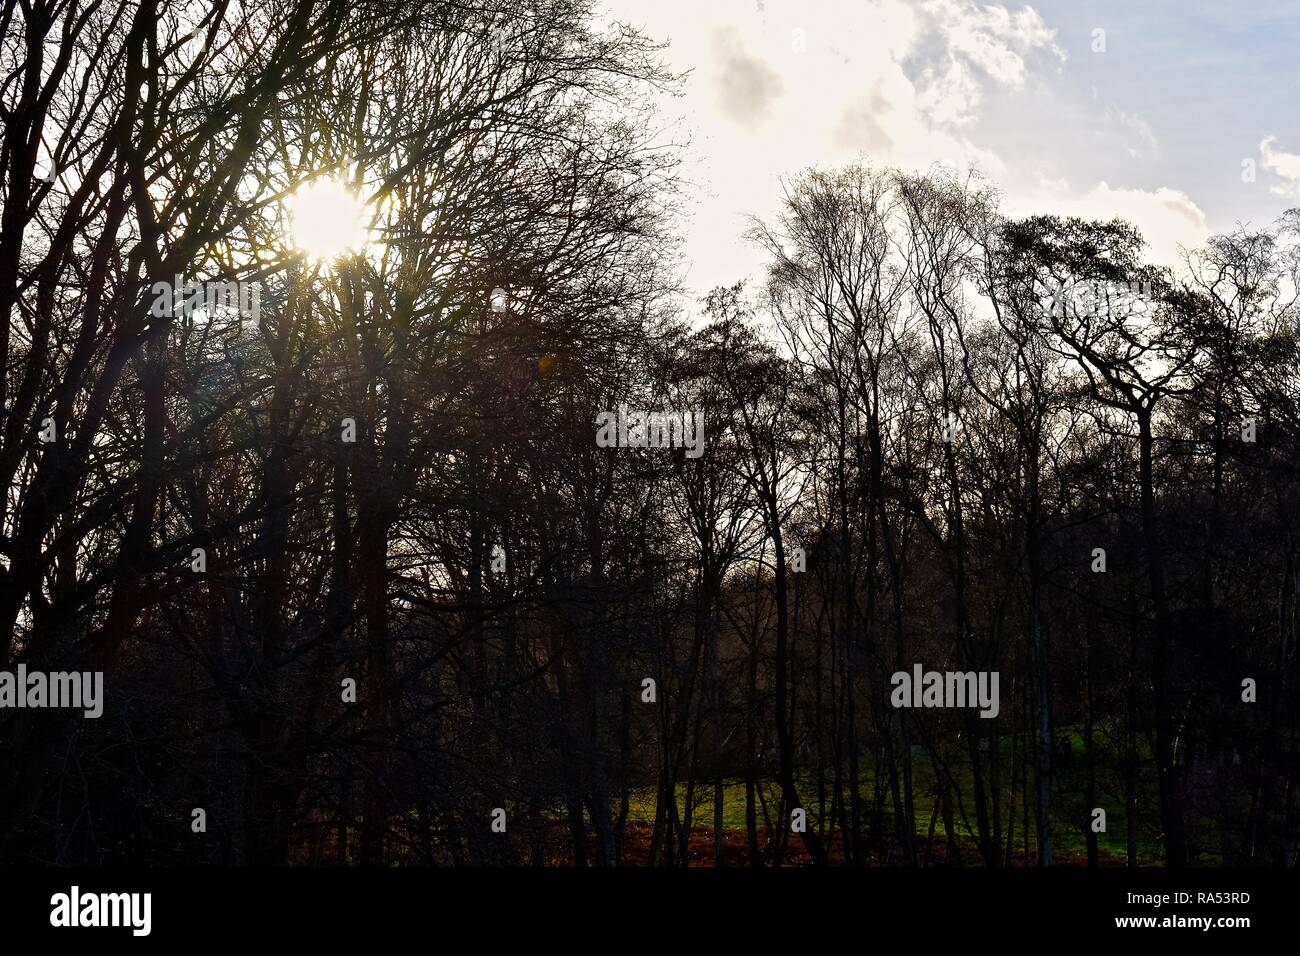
(287, 177, 370, 261)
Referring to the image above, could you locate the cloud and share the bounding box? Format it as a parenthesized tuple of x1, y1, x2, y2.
(835, 83, 894, 153)
(599, 0, 1139, 291)
(916, 55, 986, 127)
(1110, 110, 1159, 160)
(827, 0, 1061, 172)
(711, 29, 784, 128)
(1260, 135, 1300, 197)
(921, 0, 1066, 90)
(1008, 180, 1210, 268)
(831, 0, 1064, 166)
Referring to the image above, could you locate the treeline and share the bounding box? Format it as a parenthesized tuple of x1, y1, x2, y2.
(0, 0, 1296, 866)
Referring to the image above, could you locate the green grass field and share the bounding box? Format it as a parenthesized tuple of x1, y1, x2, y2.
(623, 726, 1167, 864)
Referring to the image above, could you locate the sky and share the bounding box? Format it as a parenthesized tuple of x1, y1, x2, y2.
(599, 0, 1300, 297)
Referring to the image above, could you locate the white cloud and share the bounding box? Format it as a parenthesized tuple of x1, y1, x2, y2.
(921, 0, 1066, 89)
(1260, 135, 1300, 197)
(1008, 180, 1210, 268)
(917, 55, 985, 127)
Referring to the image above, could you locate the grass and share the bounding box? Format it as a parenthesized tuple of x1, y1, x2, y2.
(622, 727, 1167, 865)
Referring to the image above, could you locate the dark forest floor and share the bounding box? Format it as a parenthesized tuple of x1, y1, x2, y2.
(615, 820, 1141, 867)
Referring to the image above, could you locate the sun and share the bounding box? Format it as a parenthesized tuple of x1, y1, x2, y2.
(287, 177, 370, 261)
